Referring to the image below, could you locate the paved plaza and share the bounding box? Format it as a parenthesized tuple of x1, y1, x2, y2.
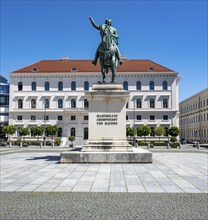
(0, 148, 208, 219)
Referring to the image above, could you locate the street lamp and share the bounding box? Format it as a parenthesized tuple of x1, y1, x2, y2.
(43, 99, 46, 146)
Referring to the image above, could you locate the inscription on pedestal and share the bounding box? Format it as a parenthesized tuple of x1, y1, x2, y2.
(96, 114, 118, 125)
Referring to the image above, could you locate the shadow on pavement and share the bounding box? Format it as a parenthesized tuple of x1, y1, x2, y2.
(26, 155, 60, 162)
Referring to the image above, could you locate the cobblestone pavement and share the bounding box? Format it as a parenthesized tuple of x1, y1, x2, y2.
(0, 192, 207, 220)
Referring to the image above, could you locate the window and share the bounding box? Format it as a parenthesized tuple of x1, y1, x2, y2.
(31, 115, 36, 121)
(149, 81, 154, 90)
(44, 99, 50, 109)
(71, 81, 76, 91)
(123, 81, 128, 90)
(17, 116, 22, 121)
(18, 99, 23, 109)
(136, 98, 142, 108)
(45, 81, 50, 91)
(58, 81, 63, 91)
(163, 98, 168, 108)
(136, 115, 142, 120)
(71, 127, 76, 137)
(18, 82, 23, 91)
(163, 115, 168, 120)
(58, 128, 62, 137)
(136, 81, 141, 90)
(31, 82, 36, 91)
(31, 127, 35, 136)
(164, 127, 169, 136)
(31, 99, 36, 109)
(84, 115, 88, 120)
(162, 81, 168, 90)
(150, 98, 155, 108)
(44, 115, 49, 121)
(126, 115, 129, 120)
(126, 102, 129, 108)
(71, 115, 76, 121)
(58, 99, 63, 108)
(71, 99, 76, 108)
(84, 127, 88, 140)
(58, 116, 63, 121)
(84, 99, 89, 110)
(84, 81, 89, 91)
(150, 115, 155, 121)
(150, 127, 155, 136)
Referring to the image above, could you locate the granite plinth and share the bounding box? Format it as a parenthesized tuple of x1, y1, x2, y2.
(60, 148, 152, 163)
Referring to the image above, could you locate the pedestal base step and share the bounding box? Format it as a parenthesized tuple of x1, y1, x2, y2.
(60, 148, 152, 163)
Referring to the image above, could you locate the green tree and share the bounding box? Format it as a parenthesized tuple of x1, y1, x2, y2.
(126, 127, 136, 142)
(137, 125, 151, 143)
(46, 125, 58, 147)
(3, 125, 16, 147)
(31, 126, 44, 141)
(155, 126, 165, 143)
(168, 126, 180, 137)
(19, 127, 30, 142)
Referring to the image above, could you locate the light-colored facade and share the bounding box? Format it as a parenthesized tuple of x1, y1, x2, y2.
(179, 88, 208, 143)
(9, 58, 180, 145)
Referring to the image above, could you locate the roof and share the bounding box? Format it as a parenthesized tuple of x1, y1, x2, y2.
(11, 59, 175, 74)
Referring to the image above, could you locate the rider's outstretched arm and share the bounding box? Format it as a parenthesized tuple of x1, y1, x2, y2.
(89, 17, 100, 30)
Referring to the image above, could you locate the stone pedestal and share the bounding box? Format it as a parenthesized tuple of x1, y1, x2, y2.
(60, 83, 152, 163)
(82, 84, 132, 152)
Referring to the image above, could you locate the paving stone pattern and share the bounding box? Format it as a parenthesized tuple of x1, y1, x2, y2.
(1, 192, 208, 220)
(0, 152, 207, 193)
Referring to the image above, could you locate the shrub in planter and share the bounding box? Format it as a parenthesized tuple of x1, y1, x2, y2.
(150, 141, 154, 148)
(171, 142, 180, 148)
(68, 136, 75, 147)
(54, 138, 61, 146)
(137, 141, 148, 146)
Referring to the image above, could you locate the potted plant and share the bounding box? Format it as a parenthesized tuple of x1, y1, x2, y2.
(68, 136, 75, 148)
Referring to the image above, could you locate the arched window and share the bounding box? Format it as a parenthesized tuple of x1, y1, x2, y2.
(58, 128, 62, 137)
(71, 127, 76, 137)
(84, 81, 89, 91)
(31, 127, 35, 137)
(58, 81, 63, 91)
(163, 98, 168, 108)
(31, 99, 36, 109)
(71, 81, 76, 91)
(44, 99, 50, 109)
(150, 98, 155, 108)
(136, 81, 141, 90)
(45, 81, 50, 91)
(58, 99, 63, 108)
(84, 127, 88, 140)
(31, 82, 36, 91)
(18, 99, 23, 109)
(149, 81, 154, 90)
(17, 127, 21, 137)
(18, 82, 23, 91)
(84, 99, 89, 110)
(123, 81, 128, 90)
(71, 99, 76, 108)
(164, 127, 169, 136)
(150, 127, 155, 136)
(136, 98, 142, 108)
(162, 81, 168, 90)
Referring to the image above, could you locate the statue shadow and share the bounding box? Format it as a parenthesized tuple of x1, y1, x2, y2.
(26, 155, 60, 163)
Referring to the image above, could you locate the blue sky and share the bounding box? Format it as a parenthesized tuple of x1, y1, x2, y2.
(1, 0, 207, 101)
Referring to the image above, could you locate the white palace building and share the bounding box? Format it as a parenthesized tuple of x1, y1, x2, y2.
(9, 57, 180, 145)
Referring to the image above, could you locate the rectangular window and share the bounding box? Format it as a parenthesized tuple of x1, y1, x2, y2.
(44, 115, 49, 121)
(84, 115, 88, 120)
(163, 115, 168, 120)
(31, 115, 36, 121)
(150, 115, 155, 121)
(71, 115, 76, 121)
(136, 115, 142, 120)
(58, 116, 63, 121)
(126, 115, 129, 120)
(17, 115, 22, 121)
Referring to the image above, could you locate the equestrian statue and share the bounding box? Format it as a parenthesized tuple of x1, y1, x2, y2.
(89, 17, 123, 83)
